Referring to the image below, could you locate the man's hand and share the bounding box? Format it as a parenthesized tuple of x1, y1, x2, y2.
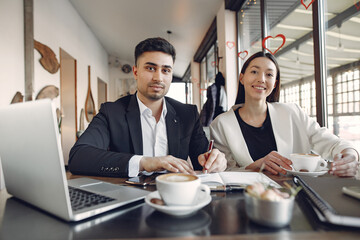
(198, 149, 227, 173)
(140, 155, 195, 175)
(246, 151, 292, 175)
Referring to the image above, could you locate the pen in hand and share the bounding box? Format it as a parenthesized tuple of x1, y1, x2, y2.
(204, 140, 214, 174)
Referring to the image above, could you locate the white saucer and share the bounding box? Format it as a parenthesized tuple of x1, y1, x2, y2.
(286, 169, 328, 177)
(145, 191, 211, 217)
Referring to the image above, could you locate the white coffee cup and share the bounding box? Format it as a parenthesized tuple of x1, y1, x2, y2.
(290, 153, 328, 172)
(156, 173, 210, 206)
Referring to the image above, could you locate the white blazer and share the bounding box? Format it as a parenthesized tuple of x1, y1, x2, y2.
(210, 102, 356, 170)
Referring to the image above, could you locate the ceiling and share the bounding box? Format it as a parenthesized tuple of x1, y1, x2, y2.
(69, 0, 224, 78)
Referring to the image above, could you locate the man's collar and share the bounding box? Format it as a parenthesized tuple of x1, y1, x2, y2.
(136, 93, 167, 117)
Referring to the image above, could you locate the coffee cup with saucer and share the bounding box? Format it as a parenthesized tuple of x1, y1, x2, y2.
(287, 153, 329, 177)
(145, 173, 211, 217)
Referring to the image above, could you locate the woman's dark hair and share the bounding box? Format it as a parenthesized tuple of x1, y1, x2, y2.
(235, 51, 280, 104)
(134, 37, 176, 65)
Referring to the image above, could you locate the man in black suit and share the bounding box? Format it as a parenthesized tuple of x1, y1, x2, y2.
(68, 37, 226, 177)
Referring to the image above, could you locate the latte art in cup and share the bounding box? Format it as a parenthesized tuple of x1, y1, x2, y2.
(158, 174, 197, 182)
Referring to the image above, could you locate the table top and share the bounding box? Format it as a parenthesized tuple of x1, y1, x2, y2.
(0, 171, 359, 240)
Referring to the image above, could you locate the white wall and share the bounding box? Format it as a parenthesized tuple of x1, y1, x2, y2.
(189, 3, 238, 111)
(0, 0, 110, 115)
(108, 55, 136, 101)
(191, 61, 201, 111)
(34, 0, 109, 128)
(0, 0, 110, 179)
(217, 2, 238, 108)
(0, 0, 24, 106)
(0, 0, 109, 121)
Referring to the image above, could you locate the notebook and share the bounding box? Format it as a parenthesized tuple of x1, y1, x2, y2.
(198, 171, 281, 191)
(294, 175, 360, 227)
(0, 99, 149, 222)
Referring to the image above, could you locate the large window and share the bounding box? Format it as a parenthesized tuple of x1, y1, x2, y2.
(237, 0, 261, 67)
(200, 44, 218, 107)
(200, 58, 207, 107)
(238, 0, 360, 149)
(324, 1, 360, 150)
(167, 82, 186, 103)
(238, 0, 316, 116)
(267, 0, 316, 117)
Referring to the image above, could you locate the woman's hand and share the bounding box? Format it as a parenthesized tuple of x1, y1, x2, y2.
(329, 148, 359, 177)
(245, 151, 292, 175)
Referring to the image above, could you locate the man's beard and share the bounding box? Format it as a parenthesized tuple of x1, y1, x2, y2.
(147, 83, 167, 100)
(148, 93, 164, 100)
(138, 82, 168, 101)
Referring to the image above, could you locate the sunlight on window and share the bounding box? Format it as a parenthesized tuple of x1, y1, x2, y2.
(167, 82, 186, 103)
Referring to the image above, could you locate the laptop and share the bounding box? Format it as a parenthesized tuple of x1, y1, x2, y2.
(0, 99, 149, 222)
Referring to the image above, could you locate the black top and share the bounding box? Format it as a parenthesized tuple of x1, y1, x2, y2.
(234, 107, 277, 161)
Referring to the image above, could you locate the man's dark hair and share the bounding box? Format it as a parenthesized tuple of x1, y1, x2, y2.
(134, 37, 176, 65)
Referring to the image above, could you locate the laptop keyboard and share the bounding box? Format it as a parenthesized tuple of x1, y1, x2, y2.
(68, 186, 116, 211)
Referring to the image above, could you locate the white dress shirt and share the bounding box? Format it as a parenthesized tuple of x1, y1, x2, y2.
(128, 95, 168, 177)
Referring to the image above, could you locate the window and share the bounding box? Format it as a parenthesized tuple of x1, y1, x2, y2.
(238, 0, 360, 149)
(237, 0, 262, 63)
(266, 0, 316, 115)
(238, 0, 316, 118)
(325, 1, 360, 150)
(200, 44, 218, 107)
(206, 45, 216, 83)
(185, 81, 192, 104)
(167, 82, 186, 103)
(200, 58, 207, 107)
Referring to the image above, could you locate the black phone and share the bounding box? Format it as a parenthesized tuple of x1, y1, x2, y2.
(125, 173, 161, 186)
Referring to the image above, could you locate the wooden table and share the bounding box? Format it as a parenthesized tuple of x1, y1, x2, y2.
(0, 171, 359, 240)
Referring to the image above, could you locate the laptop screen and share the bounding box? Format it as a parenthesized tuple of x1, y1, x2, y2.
(0, 99, 72, 219)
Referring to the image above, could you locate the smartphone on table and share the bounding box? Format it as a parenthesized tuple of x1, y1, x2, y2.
(125, 173, 162, 186)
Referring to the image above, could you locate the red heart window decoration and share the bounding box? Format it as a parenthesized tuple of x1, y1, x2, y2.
(226, 41, 235, 49)
(238, 51, 248, 60)
(301, 0, 315, 10)
(355, 1, 360, 10)
(262, 34, 286, 55)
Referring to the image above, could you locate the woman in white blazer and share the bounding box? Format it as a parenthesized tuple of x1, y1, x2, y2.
(210, 52, 359, 177)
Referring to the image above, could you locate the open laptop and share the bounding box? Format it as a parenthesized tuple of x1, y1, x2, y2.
(0, 99, 149, 222)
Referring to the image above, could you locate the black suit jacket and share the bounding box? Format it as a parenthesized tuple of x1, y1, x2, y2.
(68, 94, 209, 177)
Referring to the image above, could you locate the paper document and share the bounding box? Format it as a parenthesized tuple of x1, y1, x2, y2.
(197, 172, 281, 191)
